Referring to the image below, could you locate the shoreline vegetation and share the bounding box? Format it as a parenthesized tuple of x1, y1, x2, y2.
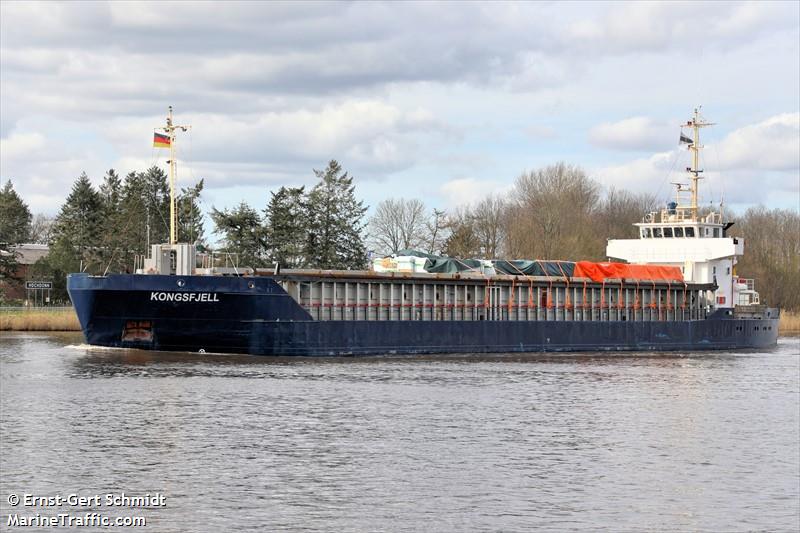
(1, 308, 80, 331)
(3, 163, 799, 314)
(2, 307, 799, 336)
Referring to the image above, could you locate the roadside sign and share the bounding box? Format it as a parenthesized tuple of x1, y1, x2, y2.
(25, 281, 53, 289)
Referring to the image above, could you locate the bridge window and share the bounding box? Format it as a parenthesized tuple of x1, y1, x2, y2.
(674, 227, 684, 237)
(713, 228, 720, 238)
(653, 227, 663, 238)
(685, 227, 695, 237)
(664, 227, 673, 237)
(644, 227, 652, 238)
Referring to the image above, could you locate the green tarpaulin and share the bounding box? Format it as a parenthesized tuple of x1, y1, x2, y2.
(492, 260, 575, 277)
(382, 251, 576, 277)
(424, 257, 485, 273)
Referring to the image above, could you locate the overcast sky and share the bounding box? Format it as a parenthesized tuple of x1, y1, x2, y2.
(1, 1, 798, 229)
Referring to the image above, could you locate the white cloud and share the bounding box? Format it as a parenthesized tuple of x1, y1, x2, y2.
(563, 1, 793, 55)
(129, 100, 445, 186)
(594, 113, 800, 205)
(0, 99, 450, 214)
(594, 150, 678, 194)
(439, 177, 510, 208)
(589, 116, 674, 152)
(2, 2, 793, 125)
(0, 132, 47, 163)
(714, 113, 799, 171)
(0, 1, 797, 217)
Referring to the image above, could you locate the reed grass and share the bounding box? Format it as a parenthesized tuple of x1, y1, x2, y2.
(2, 307, 799, 335)
(0, 308, 80, 331)
(779, 311, 800, 335)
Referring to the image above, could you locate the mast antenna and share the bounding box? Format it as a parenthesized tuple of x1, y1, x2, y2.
(160, 106, 190, 245)
(686, 106, 714, 221)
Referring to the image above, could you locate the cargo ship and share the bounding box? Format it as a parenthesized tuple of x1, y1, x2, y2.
(67, 108, 780, 355)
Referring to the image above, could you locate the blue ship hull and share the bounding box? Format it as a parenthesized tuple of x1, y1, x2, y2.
(67, 273, 780, 356)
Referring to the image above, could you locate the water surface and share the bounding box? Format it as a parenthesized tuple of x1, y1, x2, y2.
(1, 332, 798, 532)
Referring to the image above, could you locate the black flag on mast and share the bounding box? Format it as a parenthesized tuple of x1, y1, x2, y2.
(679, 132, 693, 145)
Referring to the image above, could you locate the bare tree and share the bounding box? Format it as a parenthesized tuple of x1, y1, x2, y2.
(443, 206, 481, 258)
(506, 162, 600, 260)
(472, 194, 508, 258)
(731, 206, 800, 310)
(30, 214, 55, 244)
(439, 195, 507, 259)
(368, 198, 429, 255)
(425, 208, 448, 255)
(596, 187, 658, 241)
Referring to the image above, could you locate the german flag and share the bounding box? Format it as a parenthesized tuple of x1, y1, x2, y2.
(153, 132, 171, 148)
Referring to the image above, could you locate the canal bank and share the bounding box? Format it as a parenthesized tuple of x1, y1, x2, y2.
(2, 307, 800, 335)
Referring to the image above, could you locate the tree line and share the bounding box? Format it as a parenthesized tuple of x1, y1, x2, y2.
(369, 163, 659, 260)
(210, 160, 367, 269)
(1, 161, 798, 311)
(0, 160, 368, 302)
(367, 163, 799, 311)
(1, 166, 206, 301)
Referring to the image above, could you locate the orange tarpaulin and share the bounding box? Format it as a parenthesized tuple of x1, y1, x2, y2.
(573, 261, 684, 283)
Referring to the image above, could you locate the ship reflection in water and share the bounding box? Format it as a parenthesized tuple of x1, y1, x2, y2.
(69, 344, 766, 377)
(1, 332, 798, 532)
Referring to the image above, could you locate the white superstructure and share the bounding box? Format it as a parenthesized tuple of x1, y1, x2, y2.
(606, 108, 760, 309)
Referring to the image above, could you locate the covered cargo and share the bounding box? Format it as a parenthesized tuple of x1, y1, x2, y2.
(373, 250, 496, 275)
(493, 260, 682, 283)
(573, 261, 684, 283)
(372, 251, 683, 284)
(424, 257, 495, 275)
(372, 255, 428, 273)
(492, 260, 576, 277)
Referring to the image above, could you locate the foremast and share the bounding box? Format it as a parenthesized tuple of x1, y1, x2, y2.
(158, 106, 190, 245)
(140, 107, 196, 276)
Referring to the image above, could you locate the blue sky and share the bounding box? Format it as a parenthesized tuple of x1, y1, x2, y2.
(1, 1, 798, 236)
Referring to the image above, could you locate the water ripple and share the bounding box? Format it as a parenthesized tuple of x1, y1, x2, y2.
(1, 332, 798, 532)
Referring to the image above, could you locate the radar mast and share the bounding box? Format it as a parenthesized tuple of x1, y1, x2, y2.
(684, 107, 714, 221)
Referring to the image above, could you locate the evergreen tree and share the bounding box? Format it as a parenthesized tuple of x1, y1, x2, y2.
(28, 255, 69, 304)
(99, 169, 122, 215)
(0, 180, 32, 243)
(98, 169, 127, 272)
(264, 186, 306, 268)
(0, 180, 32, 298)
(48, 172, 103, 278)
(116, 167, 170, 268)
(116, 171, 147, 268)
(141, 166, 171, 244)
(177, 179, 205, 246)
(305, 160, 368, 269)
(210, 202, 266, 268)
